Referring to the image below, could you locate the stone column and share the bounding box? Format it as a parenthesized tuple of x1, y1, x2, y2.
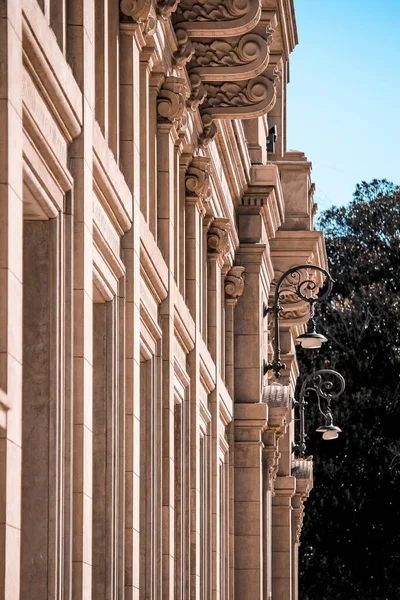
(68, 3, 95, 597)
(0, 2, 23, 598)
(119, 21, 145, 600)
(185, 157, 211, 321)
(157, 76, 185, 269)
(157, 76, 185, 600)
(291, 459, 313, 600)
(184, 156, 212, 600)
(139, 46, 157, 227)
(272, 476, 296, 599)
(224, 266, 245, 397)
(234, 403, 268, 599)
(207, 218, 231, 600)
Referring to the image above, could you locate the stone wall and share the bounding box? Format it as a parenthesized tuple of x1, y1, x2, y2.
(0, 1, 319, 598)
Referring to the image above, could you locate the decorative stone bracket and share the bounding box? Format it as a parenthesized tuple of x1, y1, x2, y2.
(207, 217, 231, 260)
(120, 0, 179, 29)
(185, 155, 212, 212)
(172, 0, 278, 144)
(224, 266, 245, 303)
(157, 76, 187, 124)
(291, 457, 313, 544)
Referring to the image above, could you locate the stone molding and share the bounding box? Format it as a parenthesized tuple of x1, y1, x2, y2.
(22, 3, 83, 142)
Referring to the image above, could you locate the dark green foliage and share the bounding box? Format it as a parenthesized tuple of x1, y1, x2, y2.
(298, 179, 400, 600)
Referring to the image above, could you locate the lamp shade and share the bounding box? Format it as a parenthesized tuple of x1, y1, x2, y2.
(316, 423, 342, 440)
(295, 331, 328, 349)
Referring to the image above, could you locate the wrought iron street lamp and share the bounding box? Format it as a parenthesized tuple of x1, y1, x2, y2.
(264, 264, 334, 378)
(293, 369, 345, 458)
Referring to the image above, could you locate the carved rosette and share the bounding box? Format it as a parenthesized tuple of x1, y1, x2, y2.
(225, 266, 245, 302)
(185, 156, 212, 211)
(157, 77, 187, 124)
(207, 217, 231, 259)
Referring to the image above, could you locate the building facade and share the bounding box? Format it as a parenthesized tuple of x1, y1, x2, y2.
(0, 0, 324, 598)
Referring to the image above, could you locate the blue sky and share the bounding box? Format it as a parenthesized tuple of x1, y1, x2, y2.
(287, 0, 400, 211)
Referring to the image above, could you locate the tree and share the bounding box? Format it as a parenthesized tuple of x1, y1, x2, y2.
(298, 179, 400, 600)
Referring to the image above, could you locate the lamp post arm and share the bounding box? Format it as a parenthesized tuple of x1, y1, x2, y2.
(294, 369, 345, 457)
(266, 264, 334, 379)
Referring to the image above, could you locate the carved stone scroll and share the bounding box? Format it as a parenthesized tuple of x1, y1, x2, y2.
(120, 0, 157, 33)
(225, 266, 245, 300)
(174, 0, 262, 38)
(189, 33, 270, 81)
(201, 74, 275, 118)
(185, 156, 212, 211)
(157, 0, 179, 19)
(207, 217, 231, 257)
(157, 76, 187, 123)
(174, 29, 195, 68)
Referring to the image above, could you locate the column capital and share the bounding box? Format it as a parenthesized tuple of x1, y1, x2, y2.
(224, 266, 245, 302)
(185, 156, 212, 212)
(207, 217, 231, 259)
(157, 76, 187, 124)
(120, 0, 157, 37)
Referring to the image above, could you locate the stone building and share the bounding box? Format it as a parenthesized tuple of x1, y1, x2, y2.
(0, 0, 324, 598)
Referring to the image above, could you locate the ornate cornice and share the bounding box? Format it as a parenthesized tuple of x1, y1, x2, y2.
(225, 266, 245, 301)
(170, 0, 278, 141)
(157, 76, 187, 124)
(207, 217, 231, 257)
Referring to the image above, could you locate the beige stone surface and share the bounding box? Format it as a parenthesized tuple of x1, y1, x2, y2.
(0, 1, 324, 598)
